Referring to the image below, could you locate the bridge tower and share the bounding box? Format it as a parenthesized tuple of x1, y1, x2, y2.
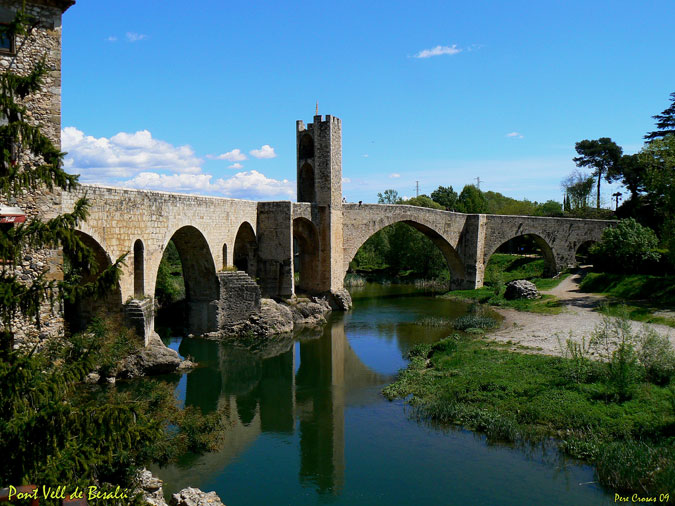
(295, 115, 344, 293)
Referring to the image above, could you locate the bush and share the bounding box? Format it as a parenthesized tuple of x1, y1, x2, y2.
(557, 334, 596, 384)
(638, 328, 675, 385)
(590, 316, 643, 400)
(589, 218, 661, 274)
(453, 314, 498, 331)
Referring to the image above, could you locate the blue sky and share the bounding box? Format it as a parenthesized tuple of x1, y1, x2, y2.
(60, 0, 675, 204)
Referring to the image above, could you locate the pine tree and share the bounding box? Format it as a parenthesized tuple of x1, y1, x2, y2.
(0, 9, 147, 498)
(0, 10, 124, 352)
(0, 12, 225, 499)
(645, 92, 675, 142)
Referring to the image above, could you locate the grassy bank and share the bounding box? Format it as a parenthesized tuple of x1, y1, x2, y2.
(580, 273, 675, 328)
(384, 329, 675, 497)
(444, 254, 568, 314)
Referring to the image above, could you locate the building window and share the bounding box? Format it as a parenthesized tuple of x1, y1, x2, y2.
(0, 23, 15, 55)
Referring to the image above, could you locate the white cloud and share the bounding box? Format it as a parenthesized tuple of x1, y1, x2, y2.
(215, 170, 293, 199)
(506, 132, 524, 139)
(342, 177, 351, 184)
(207, 148, 247, 162)
(121, 170, 294, 200)
(126, 32, 148, 42)
(63, 127, 295, 200)
(62, 127, 202, 182)
(362, 154, 369, 158)
(414, 45, 462, 59)
(123, 172, 213, 192)
(106, 36, 117, 42)
(389, 173, 401, 178)
(228, 162, 243, 169)
(250, 144, 277, 159)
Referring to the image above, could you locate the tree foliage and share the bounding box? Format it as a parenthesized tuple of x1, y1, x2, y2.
(562, 170, 595, 210)
(377, 189, 402, 204)
(0, 19, 125, 350)
(0, 12, 226, 498)
(430, 185, 458, 210)
(589, 219, 661, 274)
(456, 184, 488, 213)
(573, 137, 623, 209)
(645, 92, 675, 142)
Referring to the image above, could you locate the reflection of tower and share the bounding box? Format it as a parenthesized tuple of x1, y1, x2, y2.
(295, 321, 346, 494)
(295, 115, 344, 293)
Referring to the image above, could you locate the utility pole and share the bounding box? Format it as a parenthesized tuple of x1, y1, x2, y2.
(415, 181, 419, 198)
(474, 177, 481, 190)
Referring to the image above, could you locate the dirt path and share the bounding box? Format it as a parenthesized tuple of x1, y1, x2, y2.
(487, 270, 675, 356)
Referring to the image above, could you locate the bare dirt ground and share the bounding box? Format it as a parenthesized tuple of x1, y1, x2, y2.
(488, 269, 675, 356)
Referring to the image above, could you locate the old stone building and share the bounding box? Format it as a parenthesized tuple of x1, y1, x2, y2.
(0, 0, 75, 347)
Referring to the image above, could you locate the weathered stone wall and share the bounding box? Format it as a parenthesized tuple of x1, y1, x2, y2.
(61, 185, 259, 304)
(482, 214, 613, 275)
(0, 0, 73, 347)
(342, 204, 472, 286)
(215, 271, 261, 327)
(343, 204, 615, 289)
(256, 201, 293, 298)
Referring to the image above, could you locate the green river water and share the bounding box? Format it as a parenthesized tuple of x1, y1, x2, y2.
(154, 284, 614, 505)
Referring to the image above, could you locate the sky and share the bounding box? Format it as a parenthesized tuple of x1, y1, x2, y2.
(60, 0, 675, 205)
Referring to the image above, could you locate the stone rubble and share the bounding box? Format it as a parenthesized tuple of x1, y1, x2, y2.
(135, 469, 225, 506)
(504, 279, 539, 300)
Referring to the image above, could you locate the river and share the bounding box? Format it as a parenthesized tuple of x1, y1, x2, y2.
(154, 284, 614, 505)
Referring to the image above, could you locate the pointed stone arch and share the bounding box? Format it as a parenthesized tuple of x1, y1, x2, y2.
(157, 225, 218, 335)
(133, 239, 144, 297)
(293, 217, 321, 293)
(484, 233, 557, 276)
(343, 217, 466, 284)
(233, 222, 257, 277)
(64, 230, 122, 334)
(298, 162, 315, 203)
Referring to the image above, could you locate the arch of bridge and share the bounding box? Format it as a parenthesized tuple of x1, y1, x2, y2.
(482, 215, 611, 273)
(62, 184, 259, 303)
(342, 203, 469, 280)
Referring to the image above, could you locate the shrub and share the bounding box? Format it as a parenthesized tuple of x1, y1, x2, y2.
(590, 316, 643, 400)
(453, 314, 498, 331)
(589, 218, 661, 274)
(557, 334, 596, 384)
(637, 328, 675, 385)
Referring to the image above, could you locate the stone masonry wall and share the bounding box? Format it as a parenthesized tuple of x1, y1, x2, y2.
(61, 185, 260, 304)
(482, 214, 614, 274)
(0, 0, 72, 347)
(215, 271, 261, 327)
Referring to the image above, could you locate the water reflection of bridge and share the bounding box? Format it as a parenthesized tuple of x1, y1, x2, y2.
(156, 314, 386, 495)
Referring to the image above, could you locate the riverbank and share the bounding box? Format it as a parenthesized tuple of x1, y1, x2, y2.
(383, 329, 675, 497)
(384, 271, 675, 498)
(464, 270, 675, 355)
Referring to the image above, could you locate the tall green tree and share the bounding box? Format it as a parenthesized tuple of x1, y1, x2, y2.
(573, 137, 623, 209)
(645, 92, 675, 142)
(456, 184, 488, 213)
(0, 12, 226, 498)
(614, 153, 646, 200)
(430, 185, 458, 210)
(377, 189, 402, 204)
(562, 170, 595, 210)
(0, 17, 123, 351)
(639, 135, 675, 265)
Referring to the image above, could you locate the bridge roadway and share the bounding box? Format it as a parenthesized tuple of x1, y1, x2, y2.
(60, 183, 612, 341)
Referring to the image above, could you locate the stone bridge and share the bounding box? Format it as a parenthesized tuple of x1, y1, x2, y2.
(61, 114, 613, 342)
